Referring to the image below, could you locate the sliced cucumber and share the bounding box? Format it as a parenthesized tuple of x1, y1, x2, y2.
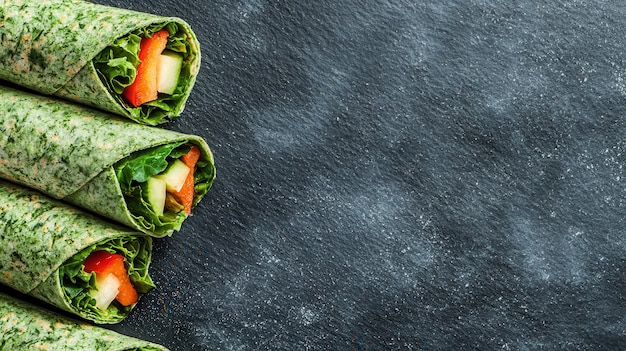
(157, 50, 183, 95)
(90, 273, 121, 310)
(146, 176, 167, 216)
(155, 160, 190, 193)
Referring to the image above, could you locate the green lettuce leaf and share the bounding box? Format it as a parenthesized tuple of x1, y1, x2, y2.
(192, 157, 215, 206)
(94, 33, 142, 94)
(59, 235, 154, 323)
(116, 143, 186, 186)
(93, 22, 196, 124)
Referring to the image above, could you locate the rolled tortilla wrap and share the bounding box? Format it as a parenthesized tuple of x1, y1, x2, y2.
(0, 292, 168, 350)
(0, 180, 155, 324)
(0, 0, 200, 125)
(0, 85, 216, 237)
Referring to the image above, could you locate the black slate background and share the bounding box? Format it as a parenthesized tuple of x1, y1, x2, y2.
(60, 0, 626, 349)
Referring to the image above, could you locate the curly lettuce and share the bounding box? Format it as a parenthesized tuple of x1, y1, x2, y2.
(60, 236, 154, 323)
(93, 22, 196, 124)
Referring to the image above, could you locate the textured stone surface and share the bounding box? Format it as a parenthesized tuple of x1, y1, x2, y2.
(15, 0, 625, 350)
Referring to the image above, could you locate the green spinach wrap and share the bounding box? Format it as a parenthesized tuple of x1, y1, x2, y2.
(0, 85, 215, 237)
(0, 180, 155, 324)
(0, 0, 200, 125)
(0, 292, 168, 350)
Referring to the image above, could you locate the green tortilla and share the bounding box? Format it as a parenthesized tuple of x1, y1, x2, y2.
(0, 0, 201, 125)
(0, 292, 168, 350)
(0, 85, 215, 237)
(0, 180, 155, 324)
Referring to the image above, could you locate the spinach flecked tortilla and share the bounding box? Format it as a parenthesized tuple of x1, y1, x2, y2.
(0, 292, 168, 350)
(0, 180, 155, 324)
(0, 85, 216, 237)
(0, 0, 201, 125)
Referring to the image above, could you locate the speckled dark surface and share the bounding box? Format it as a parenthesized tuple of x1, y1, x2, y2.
(12, 0, 626, 350)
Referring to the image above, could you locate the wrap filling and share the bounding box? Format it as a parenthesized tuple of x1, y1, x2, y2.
(115, 142, 214, 235)
(61, 236, 154, 322)
(94, 22, 196, 124)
